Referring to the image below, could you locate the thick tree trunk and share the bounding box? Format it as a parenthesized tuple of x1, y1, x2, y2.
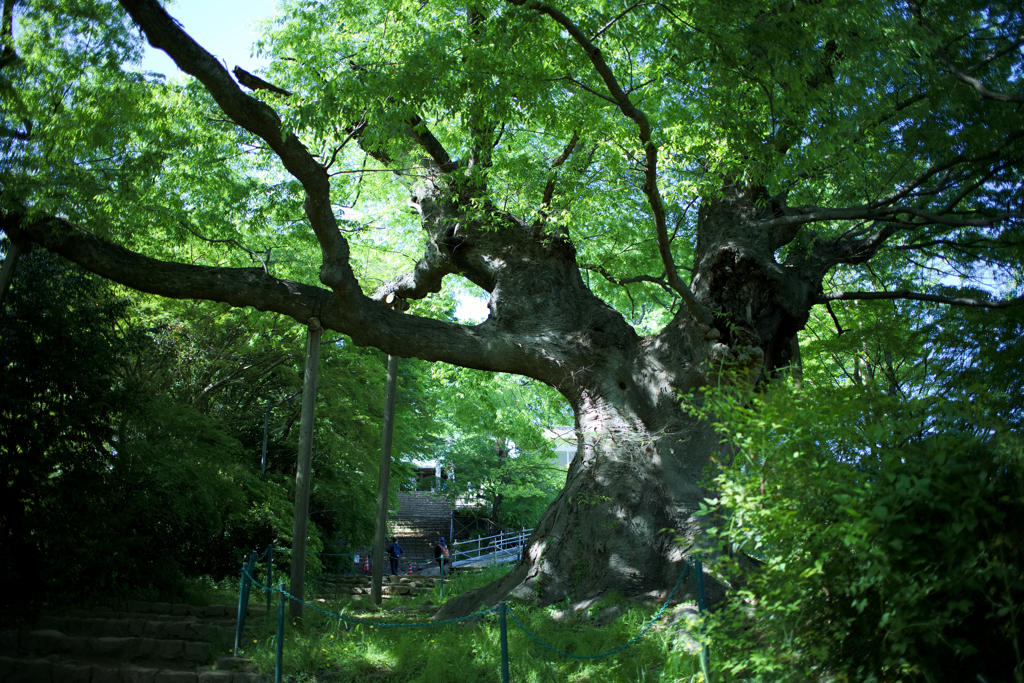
(438, 185, 819, 618)
(439, 320, 726, 616)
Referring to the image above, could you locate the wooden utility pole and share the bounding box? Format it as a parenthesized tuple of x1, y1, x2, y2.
(371, 294, 404, 605)
(289, 316, 322, 619)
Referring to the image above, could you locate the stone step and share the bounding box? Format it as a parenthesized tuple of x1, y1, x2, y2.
(380, 534, 443, 561)
(315, 582, 443, 598)
(391, 492, 452, 521)
(58, 604, 262, 621)
(0, 630, 213, 667)
(35, 617, 225, 642)
(0, 655, 268, 682)
(318, 576, 440, 588)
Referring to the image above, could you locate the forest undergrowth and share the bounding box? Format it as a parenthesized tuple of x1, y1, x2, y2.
(226, 565, 704, 683)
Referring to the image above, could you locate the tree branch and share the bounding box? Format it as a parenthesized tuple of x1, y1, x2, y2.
(232, 66, 293, 97)
(580, 263, 676, 296)
(824, 301, 845, 335)
(761, 130, 1024, 249)
(815, 289, 1024, 309)
(536, 131, 581, 225)
(963, 36, 1024, 75)
(935, 45, 1024, 104)
(179, 221, 273, 272)
(407, 115, 459, 174)
(591, 2, 646, 42)
(1, 211, 547, 378)
(117, 0, 357, 294)
(507, 0, 712, 325)
(0, 0, 16, 70)
(886, 237, 1024, 252)
(906, 0, 1024, 105)
(550, 75, 618, 104)
(369, 242, 459, 304)
(0, 124, 29, 140)
(771, 129, 1024, 230)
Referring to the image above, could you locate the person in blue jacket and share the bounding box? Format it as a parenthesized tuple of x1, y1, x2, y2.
(387, 537, 404, 576)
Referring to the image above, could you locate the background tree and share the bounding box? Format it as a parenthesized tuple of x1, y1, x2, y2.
(0, 245, 140, 595)
(1, 0, 1021, 615)
(0, 243, 447, 599)
(429, 367, 569, 530)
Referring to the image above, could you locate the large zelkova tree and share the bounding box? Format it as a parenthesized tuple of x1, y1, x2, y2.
(2, 0, 1022, 614)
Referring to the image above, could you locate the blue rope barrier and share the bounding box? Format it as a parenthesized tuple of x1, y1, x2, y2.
(504, 560, 692, 661)
(242, 567, 497, 628)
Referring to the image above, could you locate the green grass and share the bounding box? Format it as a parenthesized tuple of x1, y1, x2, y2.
(230, 566, 706, 682)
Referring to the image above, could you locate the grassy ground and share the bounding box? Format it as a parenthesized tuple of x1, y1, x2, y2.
(224, 566, 706, 683)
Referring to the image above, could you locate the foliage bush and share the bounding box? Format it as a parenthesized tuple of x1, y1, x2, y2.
(0, 250, 317, 601)
(240, 565, 701, 683)
(693, 383, 1024, 683)
(1, 247, 142, 597)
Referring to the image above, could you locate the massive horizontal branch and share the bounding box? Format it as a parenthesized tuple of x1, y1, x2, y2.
(0, 212, 554, 380)
(815, 289, 1024, 309)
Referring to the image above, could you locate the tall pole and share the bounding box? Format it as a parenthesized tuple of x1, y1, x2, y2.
(371, 352, 400, 605)
(289, 317, 321, 619)
(261, 400, 271, 478)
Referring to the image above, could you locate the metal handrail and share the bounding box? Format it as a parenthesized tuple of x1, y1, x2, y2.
(452, 527, 533, 566)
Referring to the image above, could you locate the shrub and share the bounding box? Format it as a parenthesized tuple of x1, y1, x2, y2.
(693, 384, 1024, 683)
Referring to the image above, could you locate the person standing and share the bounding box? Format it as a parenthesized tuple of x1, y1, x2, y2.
(387, 537, 404, 576)
(433, 537, 449, 576)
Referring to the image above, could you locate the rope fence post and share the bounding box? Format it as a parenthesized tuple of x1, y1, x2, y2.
(245, 552, 258, 614)
(499, 601, 510, 683)
(234, 555, 250, 657)
(275, 584, 286, 683)
(266, 545, 274, 612)
(696, 556, 711, 682)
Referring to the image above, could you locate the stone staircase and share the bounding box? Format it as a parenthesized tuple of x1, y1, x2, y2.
(0, 600, 267, 682)
(314, 574, 442, 602)
(387, 491, 452, 563)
